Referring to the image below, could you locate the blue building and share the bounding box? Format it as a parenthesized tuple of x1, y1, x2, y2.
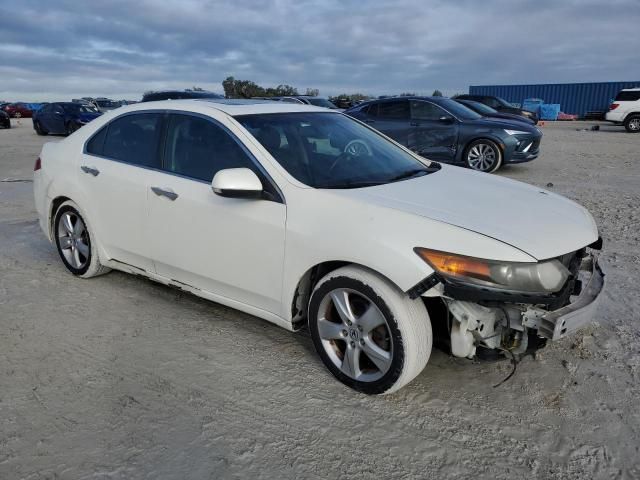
(469, 81, 640, 117)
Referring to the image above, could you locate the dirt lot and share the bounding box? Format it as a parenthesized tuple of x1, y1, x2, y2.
(1, 118, 639, 479)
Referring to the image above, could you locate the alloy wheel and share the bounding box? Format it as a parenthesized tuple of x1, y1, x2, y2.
(57, 211, 90, 269)
(316, 288, 393, 382)
(467, 142, 498, 171)
(629, 118, 640, 131)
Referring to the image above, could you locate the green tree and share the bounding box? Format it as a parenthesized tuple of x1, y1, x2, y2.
(432, 89, 443, 96)
(305, 88, 320, 97)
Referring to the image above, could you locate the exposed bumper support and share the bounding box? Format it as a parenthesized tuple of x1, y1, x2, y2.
(536, 255, 605, 340)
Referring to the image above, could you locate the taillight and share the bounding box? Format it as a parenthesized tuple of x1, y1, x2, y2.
(34, 157, 41, 171)
(609, 103, 619, 110)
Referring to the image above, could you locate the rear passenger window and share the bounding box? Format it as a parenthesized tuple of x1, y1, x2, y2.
(102, 113, 162, 167)
(86, 126, 107, 155)
(163, 114, 257, 182)
(377, 101, 409, 119)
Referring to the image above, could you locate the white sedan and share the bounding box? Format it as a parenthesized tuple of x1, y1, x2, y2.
(33, 100, 605, 394)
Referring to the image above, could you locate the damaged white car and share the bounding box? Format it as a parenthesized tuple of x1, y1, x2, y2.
(33, 100, 605, 394)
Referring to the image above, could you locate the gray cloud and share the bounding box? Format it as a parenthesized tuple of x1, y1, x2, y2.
(1, 0, 639, 101)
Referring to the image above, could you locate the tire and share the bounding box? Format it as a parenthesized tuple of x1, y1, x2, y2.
(464, 139, 503, 173)
(34, 121, 47, 136)
(53, 200, 110, 278)
(308, 265, 432, 395)
(65, 122, 79, 136)
(624, 115, 640, 133)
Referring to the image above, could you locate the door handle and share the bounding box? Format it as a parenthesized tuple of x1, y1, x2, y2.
(151, 186, 179, 201)
(81, 165, 100, 176)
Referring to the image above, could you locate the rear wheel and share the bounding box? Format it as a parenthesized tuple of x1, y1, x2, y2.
(308, 265, 432, 395)
(464, 139, 503, 173)
(53, 201, 110, 278)
(624, 115, 640, 133)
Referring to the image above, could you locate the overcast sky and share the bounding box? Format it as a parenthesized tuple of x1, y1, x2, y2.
(1, 0, 639, 101)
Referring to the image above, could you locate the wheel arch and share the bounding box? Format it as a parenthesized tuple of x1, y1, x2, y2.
(49, 196, 72, 238)
(288, 260, 405, 330)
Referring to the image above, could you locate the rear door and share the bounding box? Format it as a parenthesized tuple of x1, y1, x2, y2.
(49, 104, 67, 133)
(365, 100, 411, 146)
(145, 112, 287, 314)
(79, 111, 163, 272)
(409, 100, 458, 160)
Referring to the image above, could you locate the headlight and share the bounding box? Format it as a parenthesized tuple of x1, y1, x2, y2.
(414, 248, 570, 293)
(504, 129, 529, 136)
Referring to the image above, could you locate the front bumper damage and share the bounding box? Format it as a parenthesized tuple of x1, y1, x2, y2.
(419, 249, 605, 359)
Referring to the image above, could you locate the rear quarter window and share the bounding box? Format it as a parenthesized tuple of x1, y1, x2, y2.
(615, 91, 640, 101)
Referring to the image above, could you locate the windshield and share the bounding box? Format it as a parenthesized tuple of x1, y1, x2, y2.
(307, 98, 339, 109)
(236, 112, 439, 189)
(64, 104, 99, 114)
(495, 97, 514, 108)
(462, 100, 497, 115)
(437, 98, 482, 120)
(96, 100, 120, 108)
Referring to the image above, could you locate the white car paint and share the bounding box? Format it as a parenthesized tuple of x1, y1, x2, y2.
(605, 87, 640, 124)
(34, 99, 600, 334)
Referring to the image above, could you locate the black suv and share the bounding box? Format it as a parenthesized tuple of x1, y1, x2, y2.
(454, 94, 538, 124)
(345, 96, 542, 173)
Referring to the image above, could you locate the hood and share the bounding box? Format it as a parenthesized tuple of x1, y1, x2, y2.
(78, 112, 102, 122)
(335, 166, 597, 260)
(488, 112, 535, 125)
(468, 117, 540, 134)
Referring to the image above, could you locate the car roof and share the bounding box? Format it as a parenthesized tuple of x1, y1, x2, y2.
(113, 98, 333, 116)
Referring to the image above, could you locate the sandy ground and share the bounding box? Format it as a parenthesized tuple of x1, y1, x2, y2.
(1, 117, 639, 479)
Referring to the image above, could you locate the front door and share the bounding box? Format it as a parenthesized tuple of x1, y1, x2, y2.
(409, 100, 458, 161)
(146, 113, 286, 314)
(364, 99, 411, 146)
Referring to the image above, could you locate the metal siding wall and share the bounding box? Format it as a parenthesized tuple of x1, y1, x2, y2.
(469, 82, 640, 117)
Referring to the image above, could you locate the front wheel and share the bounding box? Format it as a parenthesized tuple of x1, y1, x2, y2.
(308, 265, 432, 395)
(624, 115, 640, 133)
(53, 201, 110, 278)
(34, 121, 47, 135)
(464, 139, 503, 173)
(65, 122, 79, 136)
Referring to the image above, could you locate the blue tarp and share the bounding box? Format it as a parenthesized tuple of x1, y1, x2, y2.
(540, 103, 561, 121)
(522, 98, 544, 115)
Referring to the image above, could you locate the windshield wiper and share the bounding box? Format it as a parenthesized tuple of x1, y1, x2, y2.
(388, 165, 440, 183)
(319, 181, 386, 189)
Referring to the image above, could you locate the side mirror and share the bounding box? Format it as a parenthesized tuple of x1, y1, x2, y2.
(439, 115, 454, 124)
(211, 168, 263, 199)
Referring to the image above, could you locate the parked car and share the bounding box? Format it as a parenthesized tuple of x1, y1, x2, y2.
(34, 99, 603, 394)
(605, 88, 640, 132)
(455, 99, 536, 125)
(93, 98, 122, 112)
(0, 109, 10, 128)
(345, 96, 542, 173)
(3, 102, 33, 118)
(264, 96, 341, 109)
(454, 94, 538, 124)
(141, 90, 224, 102)
(33, 102, 102, 136)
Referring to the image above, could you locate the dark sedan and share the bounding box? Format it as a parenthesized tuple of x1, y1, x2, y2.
(0, 109, 10, 128)
(344, 96, 542, 173)
(455, 99, 536, 126)
(454, 94, 538, 124)
(33, 102, 101, 136)
(3, 103, 33, 118)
